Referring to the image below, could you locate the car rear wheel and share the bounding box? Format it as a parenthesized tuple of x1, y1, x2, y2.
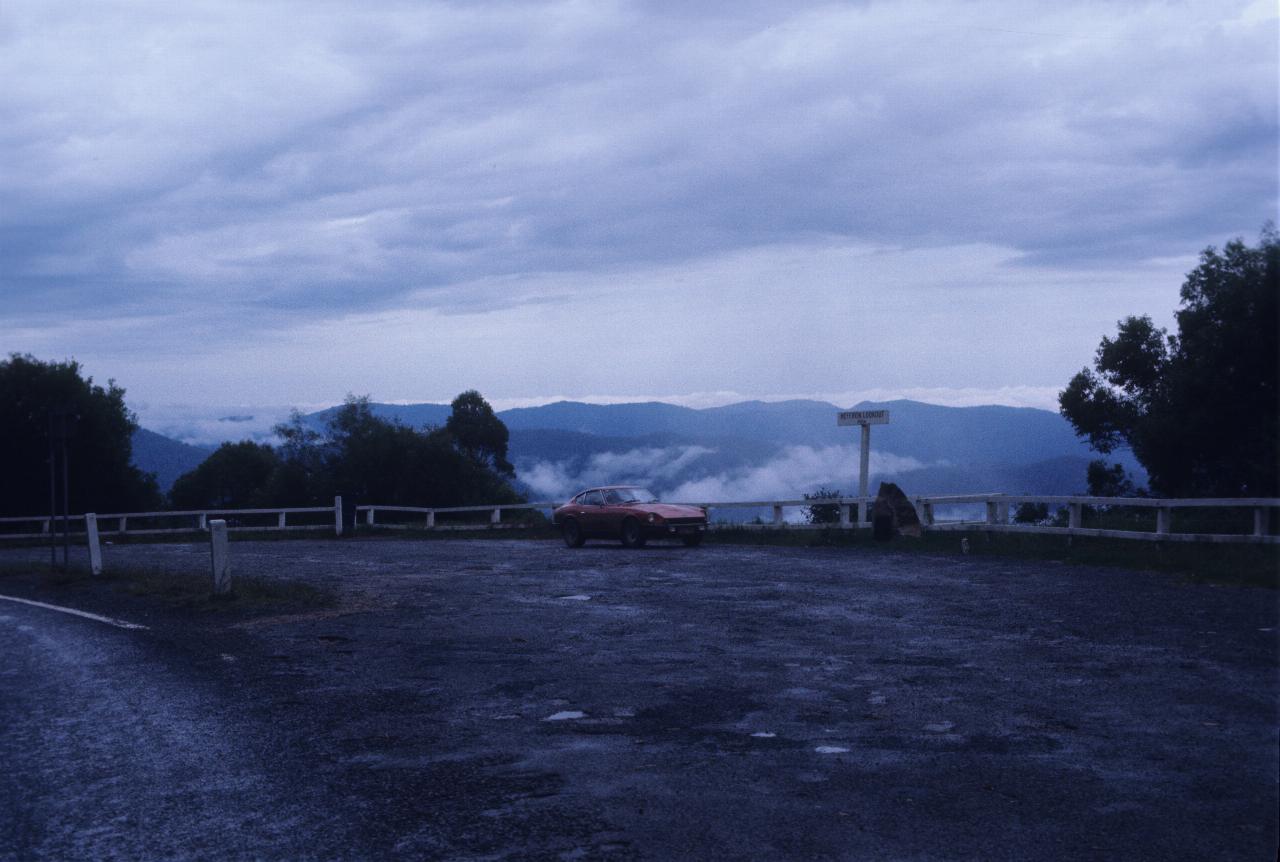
(620, 518, 646, 548)
(562, 519, 585, 548)
(681, 532, 703, 547)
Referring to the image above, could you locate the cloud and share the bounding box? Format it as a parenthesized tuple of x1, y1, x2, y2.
(665, 445, 924, 503)
(516, 444, 716, 499)
(515, 440, 928, 513)
(1, 0, 1274, 406)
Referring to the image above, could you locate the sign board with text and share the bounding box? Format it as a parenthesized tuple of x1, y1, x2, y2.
(837, 410, 890, 426)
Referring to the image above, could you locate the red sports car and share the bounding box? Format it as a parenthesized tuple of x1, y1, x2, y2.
(552, 485, 708, 548)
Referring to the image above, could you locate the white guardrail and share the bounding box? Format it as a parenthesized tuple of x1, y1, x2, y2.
(354, 495, 1280, 545)
(0, 497, 345, 539)
(2, 495, 1277, 545)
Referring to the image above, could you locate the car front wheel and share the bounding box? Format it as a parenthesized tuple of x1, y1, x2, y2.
(562, 519, 585, 548)
(620, 518, 646, 548)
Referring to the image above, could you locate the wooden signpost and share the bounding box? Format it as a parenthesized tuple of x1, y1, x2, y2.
(837, 410, 891, 525)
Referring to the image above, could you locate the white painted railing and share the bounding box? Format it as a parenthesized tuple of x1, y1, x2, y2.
(912, 494, 1279, 544)
(355, 502, 560, 531)
(357, 494, 1278, 544)
(0, 497, 345, 539)
(4, 494, 1275, 545)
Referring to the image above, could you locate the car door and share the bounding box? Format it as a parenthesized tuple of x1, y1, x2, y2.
(576, 490, 606, 536)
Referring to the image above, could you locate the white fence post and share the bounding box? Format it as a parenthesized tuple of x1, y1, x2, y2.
(85, 513, 103, 576)
(985, 501, 998, 525)
(119, 516, 128, 534)
(334, 496, 343, 536)
(997, 502, 1009, 524)
(366, 508, 375, 527)
(772, 504, 784, 526)
(1254, 507, 1266, 537)
(210, 519, 231, 596)
(490, 508, 501, 526)
(426, 510, 435, 529)
(921, 501, 934, 527)
(198, 513, 207, 531)
(1156, 506, 1171, 536)
(277, 511, 286, 529)
(1068, 503, 1082, 530)
(839, 504, 851, 528)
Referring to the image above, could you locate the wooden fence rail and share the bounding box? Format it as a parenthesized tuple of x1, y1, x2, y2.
(3, 494, 1276, 545)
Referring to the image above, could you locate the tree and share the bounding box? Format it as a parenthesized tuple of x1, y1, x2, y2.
(0, 354, 160, 517)
(169, 441, 280, 510)
(1060, 228, 1279, 497)
(445, 390, 514, 476)
(803, 487, 842, 525)
(264, 395, 523, 508)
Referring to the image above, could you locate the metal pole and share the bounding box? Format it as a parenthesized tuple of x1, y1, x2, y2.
(857, 422, 870, 525)
(48, 415, 56, 570)
(61, 435, 70, 570)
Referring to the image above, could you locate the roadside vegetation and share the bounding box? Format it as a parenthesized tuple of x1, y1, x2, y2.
(0, 559, 336, 613)
(1060, 227, 1278, 499)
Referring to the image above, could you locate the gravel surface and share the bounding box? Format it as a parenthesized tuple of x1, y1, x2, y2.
(1, 537, 1277, 860)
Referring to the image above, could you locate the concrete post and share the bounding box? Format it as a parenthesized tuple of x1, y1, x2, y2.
(997, 502, 1009, 524)
(1156, 506, 1171, 536)
(85, 513, 103, 576)
(921, 502, 934, 527)
(839, 504, 851, 528)
(277, 511, 286, 529)
(985, 502, 998, 525)
(120, 516, 128, 534)
(1068, 503, 1082, 530)
(1253, 507, 1266, 537)
(772, 504, 784, 526)
(490, 508, 501, 525)
(334, 496, 343, 536)
(210, 519, 231, 596)
(198, 513, 207, 531)
(426, 510, 435, 529)
(366, 508, 375, 527)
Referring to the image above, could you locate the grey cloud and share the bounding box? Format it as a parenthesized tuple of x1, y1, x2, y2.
(0, 0, 1274, 338)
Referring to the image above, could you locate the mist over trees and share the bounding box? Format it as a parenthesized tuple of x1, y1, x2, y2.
(0, 354, 161, 517)
(1060, 228, 1279, 497)
(167, 394, 523, 510)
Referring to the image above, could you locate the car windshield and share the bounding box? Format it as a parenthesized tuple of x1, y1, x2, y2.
(604, 487, 657, 504)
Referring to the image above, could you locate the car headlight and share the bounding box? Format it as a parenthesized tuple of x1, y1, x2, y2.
(648, 513, 657, 523)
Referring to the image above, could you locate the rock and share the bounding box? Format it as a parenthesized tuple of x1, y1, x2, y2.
(871, 482, 923, 539)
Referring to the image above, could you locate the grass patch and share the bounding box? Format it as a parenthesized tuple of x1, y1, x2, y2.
(0, 558, 336, 612)
(111, 565, 337, 611)
(704, 526, 1280, 587)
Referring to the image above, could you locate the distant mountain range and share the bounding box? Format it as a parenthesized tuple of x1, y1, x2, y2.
(130, 428, 215, 492)
(133, 398, 1136, 501)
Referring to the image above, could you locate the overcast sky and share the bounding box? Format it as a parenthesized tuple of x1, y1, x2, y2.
(2, 0, 1276, 434)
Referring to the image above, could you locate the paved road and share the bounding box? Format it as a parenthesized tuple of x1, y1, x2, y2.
(1, 538, 1277, 860)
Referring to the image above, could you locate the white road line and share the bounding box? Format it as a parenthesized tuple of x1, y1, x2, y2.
(0, 594, 149, 631)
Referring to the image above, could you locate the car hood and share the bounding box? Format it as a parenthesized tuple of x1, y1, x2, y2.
(629, 503, 706, 519)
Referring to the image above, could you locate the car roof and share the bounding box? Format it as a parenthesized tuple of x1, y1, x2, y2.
(578, 485, 643, 493)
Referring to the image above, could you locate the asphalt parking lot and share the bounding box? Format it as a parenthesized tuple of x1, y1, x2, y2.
(2, 537, 1277, 860)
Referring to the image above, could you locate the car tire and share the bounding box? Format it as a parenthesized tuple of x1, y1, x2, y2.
(562, 519, 585, 548)
(681, 532, 703, 548)
(620, 518, 646, 548)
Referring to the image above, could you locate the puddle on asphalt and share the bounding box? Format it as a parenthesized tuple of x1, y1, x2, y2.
(924, 721, 955, 733)
(814, 745, 850, 754)
(751, 732, 777, 738)
(544, 710, 587, 721)
(559, 595, 592, 601)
